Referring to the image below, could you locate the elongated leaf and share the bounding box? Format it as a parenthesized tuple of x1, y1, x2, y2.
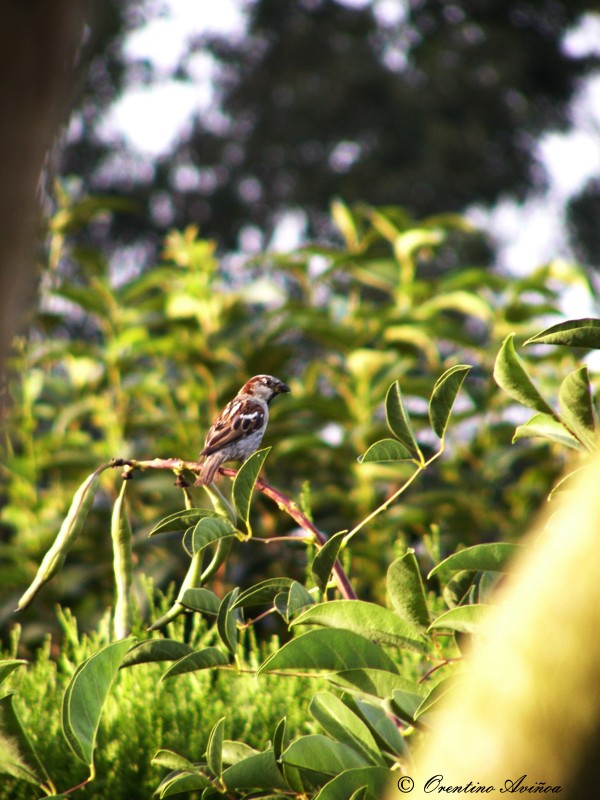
(387, 551, 430, 630)
(273, 717, 288, 776)
(274, 581, 315, 622)
(0, 693, 50, 787)
(62, 638, 134, 767)
(180, 587, 221, 615)
(149, 508, 218, 536)
(513, 413, 583, 450)
(428, 365, 471, 439)
(0, 660, 27, 689)
(161, 647, 230, 680)
(120, 639, 194, 669)
(232, 447, 271, 535)
(191, 516, 237, 555)
(390, 688, 427, 725)
(313, 766, 391, 800)
(525, 317, 600, 349)
(152, 749, 197, 772)
(232, 578, 294, 609)
(346, 697, 406, 757)
(428, 604, 490, 634)
(17, 467, 105, 610)
(429, 543, 522, 580)
(312, 531, 347, 594)
(326, 669, 423, 702)
(258, 629, 399, 675)
(291, 600, 428, 652)
(358, 438, 414, 464)
(155, 770, 212, 798)
(111, 478, 134, 639)
(282, 734, 370, 777)
(217, 588, 240, 656)
(222, 749, 288, 791)
(558, 367, 598, 450)
(309, 693, 383, 765)
(414, 673, 463, 719)
(493, 334, 555, 414)
(206, 717, 226, 779)
(385, 382, 421, 457)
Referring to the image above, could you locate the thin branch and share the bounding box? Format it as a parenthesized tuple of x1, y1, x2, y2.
(108, 458, 357, 600)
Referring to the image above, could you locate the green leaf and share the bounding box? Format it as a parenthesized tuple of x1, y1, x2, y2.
(414, 673, 463, 719)
(152, 749, 197, 772)
(428, 604, 490, 634)
(148, 508, 219, 536)
(385, 382, 421, 458)
(387, 551, 431, 630)
(291, 600, 428, 652)
(389, 688, 427, 725)
(282, 734, 370, 778)
(206, 716, 226, 779)
(309, 693, 383, 765)
(442, 571, 477, 609)
(161, 647, 230, 681)
(0, 693, 50, 787)
(155, 769, 212, 798)
(120, 639, 194, 669)
(217, 588, 240, 656)
(346, 697, 406, 758)
(313, 767, 391, 800)
(62, 638, 134, 767)
(558, 367, 598, 450)
(180, 587, 221, 615)
(273, 717, 288, 776)
(191, 516, 237, 555)
(513, 413, 583, 450)
(232, 578, 294, 609)
(17, 467, 105, 610)
(312, 531, 347, 594)
(274, 581, 315, 622)
(326, 670, 423, 702)
(0, 660, 27, 689)
(493, 334, 555, 414)
(429, 543, 522, 580)
(525, 317, 600, 349)
(232, 447, 271, 535)
(428, 365, 472, 439)
(358, 438, 414, 464)
(222, 749, 288, 791)
(259, 628, 400, 675)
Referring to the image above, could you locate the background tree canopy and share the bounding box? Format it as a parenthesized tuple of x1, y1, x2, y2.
(62, 0, 600, 262)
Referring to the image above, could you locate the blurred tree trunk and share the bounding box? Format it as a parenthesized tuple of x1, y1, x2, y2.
(0, 0, 85, 376)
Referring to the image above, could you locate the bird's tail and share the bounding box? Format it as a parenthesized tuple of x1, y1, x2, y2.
(194, 454, 223, 486)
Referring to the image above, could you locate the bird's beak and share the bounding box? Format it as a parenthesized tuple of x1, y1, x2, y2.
(278, 382, 291, 394)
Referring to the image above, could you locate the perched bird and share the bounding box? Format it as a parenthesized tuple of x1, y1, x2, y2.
(195, 375, 291, 486)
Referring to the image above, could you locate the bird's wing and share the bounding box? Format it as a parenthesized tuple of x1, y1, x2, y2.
(200, 397, 266, 456)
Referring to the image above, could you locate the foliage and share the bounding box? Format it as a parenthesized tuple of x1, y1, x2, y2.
(1, 196, 599, 796)
(3, 300, 600, 796)
(1, 198, 589, 645)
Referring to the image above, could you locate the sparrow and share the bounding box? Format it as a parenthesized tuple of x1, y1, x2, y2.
(195, 375, 291, 486)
